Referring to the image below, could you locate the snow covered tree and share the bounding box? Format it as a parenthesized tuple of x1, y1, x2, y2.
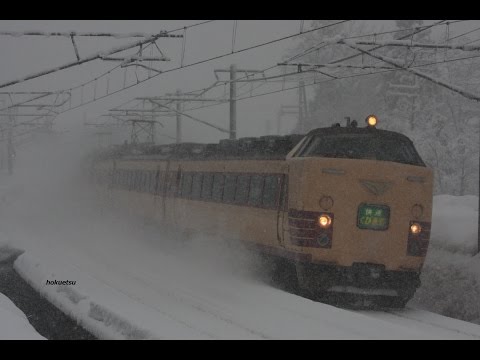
(284, 20, 480, 196)
(285, 20, 386, 130)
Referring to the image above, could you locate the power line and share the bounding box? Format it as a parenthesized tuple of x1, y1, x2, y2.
(52, 20, 350, 116)
(0, 31, 183, 38)
(178, 53, 480, 114)
(0, 20, 216, 112)
(9, 20, 479, 138)
(177, 20, 458, 109)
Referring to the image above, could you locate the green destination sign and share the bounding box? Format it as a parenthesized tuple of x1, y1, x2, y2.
(357, 203, 390, 230)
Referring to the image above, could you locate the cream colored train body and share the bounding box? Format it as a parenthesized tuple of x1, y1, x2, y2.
(91, 123, 433, 307)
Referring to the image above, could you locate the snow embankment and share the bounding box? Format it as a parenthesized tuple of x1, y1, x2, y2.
(430, 195, 478, 255)
(0, 241, 44, 340)
(13, 252, 208, 340)
(0, 293, 45, 340)
(412, 195, 480, 324)
(13, 240, 480, 340)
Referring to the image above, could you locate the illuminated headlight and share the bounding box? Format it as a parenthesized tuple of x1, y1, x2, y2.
(366, 114, 378, 127)
(318, 214, 332, 228)
(410, 223, 422, 234)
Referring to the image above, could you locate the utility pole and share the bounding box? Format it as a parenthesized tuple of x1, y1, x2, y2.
(229, 64, 237, 140)
(298, 80, 308, 133)
(137, 93, 226, 140)
(6, 104, 15, 175)
(215, 66, 265, 140)
(265, 119, 272, 136)
(0, 100, 4, 171)
(176, 89, 182, 143)
(298, 81, 304, 133)
(278, 105, 299, 135)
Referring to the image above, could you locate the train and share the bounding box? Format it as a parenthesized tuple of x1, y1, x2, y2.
(89, 115, 433, 308)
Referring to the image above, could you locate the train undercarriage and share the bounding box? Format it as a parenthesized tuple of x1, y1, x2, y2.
(268, 256, 420, 309)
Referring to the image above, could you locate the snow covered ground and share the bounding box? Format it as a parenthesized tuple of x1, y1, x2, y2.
(0, 136, 479, 339)
(429, 195, 478, 255)
(410, 194, 480, 325)
(11, 236, 480, 339)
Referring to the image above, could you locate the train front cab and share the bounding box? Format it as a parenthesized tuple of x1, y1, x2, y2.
(283, 121, 433, 306)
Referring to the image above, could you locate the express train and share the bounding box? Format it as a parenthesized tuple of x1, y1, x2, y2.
(90, 115, 433, 308)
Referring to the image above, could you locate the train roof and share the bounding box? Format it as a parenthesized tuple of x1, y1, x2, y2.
(306, 126, 413, 142)
(92, 134, 305, 161)
(90, 126, 413, 162)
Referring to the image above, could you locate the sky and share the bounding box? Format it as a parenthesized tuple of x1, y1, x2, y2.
(0, 20, 478, 145)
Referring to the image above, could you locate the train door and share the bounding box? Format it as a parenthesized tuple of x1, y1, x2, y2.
(277, 172, 288, 248)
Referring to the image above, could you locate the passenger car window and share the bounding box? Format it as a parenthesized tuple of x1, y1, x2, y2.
(191, 173, 203, 199)
(223, 174, 237, 203)
(248, 175, 264, 206)
(235, 175, 250, 204)
(167, 172, 178, 196)
(149, 171, 157, 194)
(201, 173, 214, 200)
(212, 173, 225, 201)
(263, 175, 279, 208)
(181, 173, 193, 198)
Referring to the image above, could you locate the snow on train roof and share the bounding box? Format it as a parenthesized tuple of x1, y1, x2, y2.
(90, 126, 413, 162)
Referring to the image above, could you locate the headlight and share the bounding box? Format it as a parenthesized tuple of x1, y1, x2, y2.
(318, 214, 332, 228)
(410, 223, 422, 234)
(366, 114, 378, 127)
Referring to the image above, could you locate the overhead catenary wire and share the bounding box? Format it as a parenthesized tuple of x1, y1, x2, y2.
(179, 52, 480, 114)
(4, 20, 455, 115)
(6, 20, 479, 139)
(51, 20, 350, 117)
(85, 20, 480, 134)
(0, 20, 216, 112)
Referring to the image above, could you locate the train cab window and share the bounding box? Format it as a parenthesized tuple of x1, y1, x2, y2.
(235, 175, 250, 205)
(212, 173, 225, 201)
(297, 133, 425, 166)
(223, 174, 237, 203)
(191, 173, 203, 200)
(263, 175, 280, 208)
(248, 175, 264, 207)
(201, 173, 214, 200)
(181, 173, 193, 198)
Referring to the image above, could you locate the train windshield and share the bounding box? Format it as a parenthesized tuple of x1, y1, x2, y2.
(297, 134, 425, 166)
